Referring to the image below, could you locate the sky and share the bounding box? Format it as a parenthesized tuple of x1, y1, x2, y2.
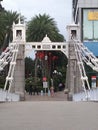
(2, 0, 72, 38)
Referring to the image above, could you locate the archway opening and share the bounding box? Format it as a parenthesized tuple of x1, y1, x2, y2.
(25, 50, 68, 100)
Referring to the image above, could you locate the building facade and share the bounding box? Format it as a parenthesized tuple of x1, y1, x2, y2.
(0, 0, 4, 11)
(73, 0, 98, 87)
(73, 0, 98, 42)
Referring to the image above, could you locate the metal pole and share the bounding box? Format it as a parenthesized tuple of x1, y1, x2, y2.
(45, 88, 46, 96)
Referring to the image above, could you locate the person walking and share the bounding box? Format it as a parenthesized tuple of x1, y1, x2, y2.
(29, 84, 33, 95)
(33, 85, 39, 95)
(50, 86, 54, 97)
(58, 83, 63, 91)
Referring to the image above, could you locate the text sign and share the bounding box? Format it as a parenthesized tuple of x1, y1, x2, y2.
(43, 82, 48, 88)
(88, 12, 98, 20)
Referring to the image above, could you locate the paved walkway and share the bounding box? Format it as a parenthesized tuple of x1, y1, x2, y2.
(0, 101, 98, 130)
(25, 91, 67, 101)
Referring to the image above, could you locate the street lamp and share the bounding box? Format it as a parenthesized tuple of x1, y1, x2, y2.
(44, 54, 48, 80)
(52, 70, 62, 91)
(53, 70, 62, 76)
(53, 70, 58, 74)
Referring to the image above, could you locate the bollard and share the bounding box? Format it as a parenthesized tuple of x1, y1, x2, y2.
(48, 89, 50, 96)
(41, 90, 43, 96)
(67, 92, 73, 101)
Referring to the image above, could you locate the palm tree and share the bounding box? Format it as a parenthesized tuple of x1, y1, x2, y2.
(0, 10, 24, 50)
(27, 13, 65, 42)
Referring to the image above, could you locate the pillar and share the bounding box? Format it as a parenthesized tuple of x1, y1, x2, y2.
(11, 19, 26, 100)
(66, 23, 81, 100)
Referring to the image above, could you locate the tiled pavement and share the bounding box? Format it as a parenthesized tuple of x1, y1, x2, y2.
(0, 101, 98, 130)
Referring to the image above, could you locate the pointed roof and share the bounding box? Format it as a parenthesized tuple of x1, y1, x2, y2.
(42, 34, 51, 43)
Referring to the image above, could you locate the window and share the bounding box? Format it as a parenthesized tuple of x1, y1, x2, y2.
(83, 9, 98, 41)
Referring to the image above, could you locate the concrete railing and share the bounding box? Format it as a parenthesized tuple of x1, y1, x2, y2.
(0, 89, 20, 102)
(73, 88, 98, 101)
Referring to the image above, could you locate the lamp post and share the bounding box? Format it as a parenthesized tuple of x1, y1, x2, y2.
(45, 54, 48, 78)
(41, 54, 48, 96)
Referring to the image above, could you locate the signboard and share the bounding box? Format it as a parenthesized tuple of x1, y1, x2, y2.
(43, 81, 48, 88)
(91, 76, 96, 88)
(88, 12, 98, 20)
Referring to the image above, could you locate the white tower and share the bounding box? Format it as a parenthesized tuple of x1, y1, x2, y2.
(13, 19, 26, 43)
(12, 19, 25, 100)
(66, 23, 80, 41)
(66, 23, 81, 100)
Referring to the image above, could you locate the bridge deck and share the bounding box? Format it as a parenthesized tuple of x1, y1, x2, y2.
(0, 101, 97, 130)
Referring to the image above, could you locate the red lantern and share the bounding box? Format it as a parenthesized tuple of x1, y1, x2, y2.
(39, 52, 45, 59)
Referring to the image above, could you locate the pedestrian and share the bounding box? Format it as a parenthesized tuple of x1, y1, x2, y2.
(58, 83, 63, 91)
(33, 85, 39, 95)
(29, 84, 33, 95)
(50, 86, 54, 97)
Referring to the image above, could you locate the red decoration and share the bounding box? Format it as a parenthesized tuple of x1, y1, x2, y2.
(35, 52, 45, 59)
(39, 52, 45, 59)
(52, 56, 58, 61)
(43, 77, 47, 81)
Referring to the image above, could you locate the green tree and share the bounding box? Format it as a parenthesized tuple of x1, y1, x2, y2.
(25, 57, 35, 78)
(27, 13, 65, 42)
(0, 10, 24, 50)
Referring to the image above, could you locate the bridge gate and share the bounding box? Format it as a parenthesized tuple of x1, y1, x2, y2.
(5, 21, 69, 100)
(1, 21, 98, 101)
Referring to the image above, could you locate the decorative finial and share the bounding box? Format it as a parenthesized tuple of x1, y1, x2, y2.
(13, 22, 15, 26)
(42, 34, 51, 43)
(18, 15, 21, 24)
